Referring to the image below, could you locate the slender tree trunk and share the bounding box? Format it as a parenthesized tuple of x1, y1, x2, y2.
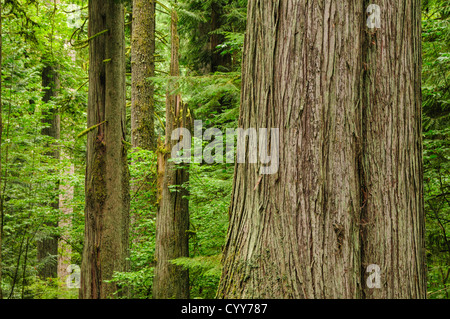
(37, 64, 60, 280)
(210, 3, 231, 73)
(57, 157, 74, 281)
(217, 0, 425, 299)
(130, 0, 156, 241)
(131, 0, 156, 151)
(58, 47, 76, 282)
(153, 7, 190, 299)
(80, 0, 130, 299)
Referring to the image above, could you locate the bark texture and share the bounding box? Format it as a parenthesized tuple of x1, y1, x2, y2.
(37, 64, 60, 280)
(153, 8, 191, 299)
(359, 0, 426, 298)
(217, 0, 425, 299)
(80, 0, 130, 299)
(130, 0, 156, 241)
(131, 0, 156, 150)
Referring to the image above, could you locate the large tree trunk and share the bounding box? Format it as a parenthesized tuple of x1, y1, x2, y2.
(359, 0, 426, 298)
(37, 64, 60, 280)
(217, 0, 425, 299)
(80, 0, 130, 299)
(153, 7, 190, 299)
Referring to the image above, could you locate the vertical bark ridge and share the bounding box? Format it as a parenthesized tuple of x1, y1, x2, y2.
(80, 0, 129, 299)
(153, 7, 191, 299)
(218, 0, 364, 299)
(359, 0, 426, 298)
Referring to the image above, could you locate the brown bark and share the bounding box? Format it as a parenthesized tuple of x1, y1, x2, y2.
(80, 0, 130, 299)
(37, 64, 60, 280)
(359, 0, 426, 298)
(130, 0, 156, 241)
(131, 0, 156, 151)
(153, 8, 191, 299)
(217, 0, 425, 299)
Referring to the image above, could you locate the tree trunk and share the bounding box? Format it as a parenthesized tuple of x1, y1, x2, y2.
(37, 64, 60, 280)
(359, 0, 426, 298)
(217, 0, 425, 299)
(58, 45, 77, 283)
(131, 0, 156, 151)
(58, 158, 74, 282)
(130, 0, 156, 241)
(80, 0, 130, 299)
(153, 7, 191, 299)
(210, 3, 231, 73)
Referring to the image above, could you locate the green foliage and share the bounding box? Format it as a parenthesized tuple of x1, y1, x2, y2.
(171, 255, 222, 299)
(0, 0, 88, 299)
(27, 277, 78, 300)
(178, 0, 247, 73)
(422, 0, 450, 299)
(2, 0, 449, 301)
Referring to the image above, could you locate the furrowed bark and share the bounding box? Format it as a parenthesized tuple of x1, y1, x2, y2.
(217, 0, 425, 299)
(153, 7, 191, 299)
(359, 0, 426, 298)
(80, 0, 130, 299)
(131, 0, 156, 151)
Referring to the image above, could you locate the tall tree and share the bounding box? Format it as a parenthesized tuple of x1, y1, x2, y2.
(217, 0, 425, 299)
(153, 6, 191, 299)
(57, 156, 74, 281)
(130, 0, 156, 237)
(80, 0, 130, 299)
(36, 63, 60, 280)
(359, 0, 426, 298)
(131, 0, 156, 151)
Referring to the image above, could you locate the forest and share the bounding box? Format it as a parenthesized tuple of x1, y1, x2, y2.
(0, 0, 448, 300)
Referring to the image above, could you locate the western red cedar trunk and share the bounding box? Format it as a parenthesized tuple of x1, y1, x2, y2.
(80, 0, 130, 299)
(217, 0, 425, 299)
(130, 0, 156, 243)
(153, 7, 191, 299)
(131, 0, 156, 151)
(37, 64, 60, 280)
(359, 0, 426, 298)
